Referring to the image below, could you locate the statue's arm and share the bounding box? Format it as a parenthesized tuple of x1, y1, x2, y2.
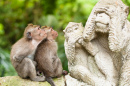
(64, 40, 76, 64)
(93, 6, 128, 52)
(108, 22, 128, 52)
(78, 38, 98, 56)
(83, 12, 97, 41)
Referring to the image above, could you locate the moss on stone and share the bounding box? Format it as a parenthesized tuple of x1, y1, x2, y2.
(0, 76, 65, 86)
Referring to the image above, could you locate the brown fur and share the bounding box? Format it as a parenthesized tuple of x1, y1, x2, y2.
(34, 28, 63, 86)
(35, 39, 62, 77)
(10, 24, 47, 81)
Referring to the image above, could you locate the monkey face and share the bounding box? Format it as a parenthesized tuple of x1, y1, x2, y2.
(64, 26, 73, 39)
(24, 24, 47, 41)
(51, 28, 58, 40)
(63, 22, 84, 41)
(95, 13, 110, 33)
(41, 26, 58, 40)
(64, 22, 84, 41)
(32, 26, 47, 41)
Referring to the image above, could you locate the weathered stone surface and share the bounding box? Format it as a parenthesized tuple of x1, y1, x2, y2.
(65, 74, 91, 86)
(64, 0, 130, 85)
(0, 76, 65, 86)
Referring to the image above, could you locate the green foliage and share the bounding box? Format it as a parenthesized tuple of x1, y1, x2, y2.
(0, 23, 4, 35)
(0, 0, 130, 76)
(0, 48, 17, 76)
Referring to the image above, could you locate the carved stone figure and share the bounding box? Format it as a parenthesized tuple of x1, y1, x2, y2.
(64, 22, 122, 86)
(83, 0, 130, 85)
(64, 0, 130, 85)
(100, 3, 130, 86)
(64, 22, 104, 86)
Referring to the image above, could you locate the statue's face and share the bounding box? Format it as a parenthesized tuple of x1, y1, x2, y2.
(95, 13, 110, 33)
(64, 22, 83, 39)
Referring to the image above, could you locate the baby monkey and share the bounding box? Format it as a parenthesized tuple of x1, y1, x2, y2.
(34, 26, 63, 86)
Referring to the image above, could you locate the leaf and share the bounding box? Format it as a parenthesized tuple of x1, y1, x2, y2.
(0, 23, 4, 35)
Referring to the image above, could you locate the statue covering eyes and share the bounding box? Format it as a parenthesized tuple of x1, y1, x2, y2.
(64, 0, 130, 86)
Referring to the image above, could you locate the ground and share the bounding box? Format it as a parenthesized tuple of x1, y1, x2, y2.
(0, 76, 65, 86)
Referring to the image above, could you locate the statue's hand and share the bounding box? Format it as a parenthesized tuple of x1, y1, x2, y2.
(83, 34, 90, 41)
(83, 15, 96, 41)
(78, 38, 83, 45)
(83, 32, 94, 42)
(95, 7, 115, 18)
(68, 38, 78, 44)
(68, 35, 82, 44)
(95, 7, 108, 14)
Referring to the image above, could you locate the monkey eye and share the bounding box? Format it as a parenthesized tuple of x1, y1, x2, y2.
(27, 32, 32, 40)
(37, 27, 40, 30)
(66, 28, 72, 33)
(73, 25, 78, 30)
(74, 27, 78, 30)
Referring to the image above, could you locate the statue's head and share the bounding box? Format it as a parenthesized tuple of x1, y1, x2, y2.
(94, 3, 129, 33)
(63, 22, 84, 40)
(95, 13, 110, 33)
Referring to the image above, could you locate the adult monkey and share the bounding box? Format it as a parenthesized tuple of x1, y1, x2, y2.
(10, 24, 47, 81)
(34, 27, 63, 86)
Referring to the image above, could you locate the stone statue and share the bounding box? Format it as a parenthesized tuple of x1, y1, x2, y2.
(64, 0, 130, 85)
(64, 22, 103, 86)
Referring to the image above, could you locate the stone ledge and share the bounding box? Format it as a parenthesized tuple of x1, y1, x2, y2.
(65, 74, 90, 86)
(0, 76, 65, 86)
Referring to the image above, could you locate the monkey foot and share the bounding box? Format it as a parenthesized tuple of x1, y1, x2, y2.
(37, 71, 44, 77)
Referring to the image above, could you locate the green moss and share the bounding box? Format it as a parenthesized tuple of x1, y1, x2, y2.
(0, 76, 65, 86)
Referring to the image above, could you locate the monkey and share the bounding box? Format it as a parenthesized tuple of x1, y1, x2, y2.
(10, 24, 47, 81)
(34, 27, 63, 86)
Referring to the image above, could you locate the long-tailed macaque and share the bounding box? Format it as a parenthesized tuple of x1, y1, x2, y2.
(10, 24, 47, 81)
(34, 27, 63, 86)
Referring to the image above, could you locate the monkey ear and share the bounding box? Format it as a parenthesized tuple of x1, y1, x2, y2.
(26, 32, 32, 40)
(48, 28, 52, 32)
(51, 26, 53, 29)
(63, 30, 65, 34)
(125, 6, 129, 16)
(28, 23, 33, 26)
(33, 25, 37, 28)
(41, 26, 47, 29)
(51, 28, 53, 31)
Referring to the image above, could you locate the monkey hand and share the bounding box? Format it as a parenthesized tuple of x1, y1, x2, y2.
(32, 61, 37, 66)
(13, 56, 20, 62)
(13, 55, 24, 62)
(37, 70, 44, 77)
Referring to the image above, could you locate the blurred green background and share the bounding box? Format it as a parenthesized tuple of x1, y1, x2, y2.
(0, 0, 130, 77)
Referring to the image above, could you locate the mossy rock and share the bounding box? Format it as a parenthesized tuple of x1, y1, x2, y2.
(0, 76, 65, 86)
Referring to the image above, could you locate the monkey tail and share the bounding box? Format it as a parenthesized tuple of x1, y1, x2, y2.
(46, 77, 56, 86)
(62, 70, 68, 76)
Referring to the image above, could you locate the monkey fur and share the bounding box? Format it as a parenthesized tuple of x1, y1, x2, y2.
(34, 27, 63, 86)
(10, 24, 47, 81)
